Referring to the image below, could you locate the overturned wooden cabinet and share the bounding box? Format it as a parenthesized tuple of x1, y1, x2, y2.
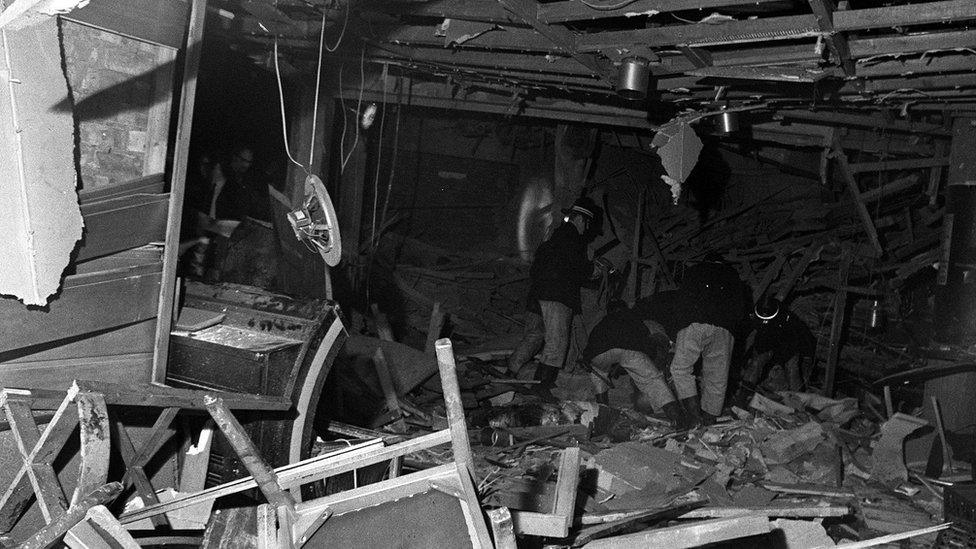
(168, 281, 347, 476)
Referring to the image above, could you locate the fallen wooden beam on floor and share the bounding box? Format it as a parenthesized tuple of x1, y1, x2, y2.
(678, 504, 851, 518)
(583, 515, 771, 548)
(832, 523, 949, 548)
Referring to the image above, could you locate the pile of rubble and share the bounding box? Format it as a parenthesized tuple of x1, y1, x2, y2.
(368, 351, 957, 548)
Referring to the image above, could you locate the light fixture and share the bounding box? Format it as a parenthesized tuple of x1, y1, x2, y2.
(361, 103, 378, 129)
(616, 57, 650, 100)
(718, 108, 740, 134)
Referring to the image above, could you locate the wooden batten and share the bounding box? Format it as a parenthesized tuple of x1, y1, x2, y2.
(62, 0, 189, 49)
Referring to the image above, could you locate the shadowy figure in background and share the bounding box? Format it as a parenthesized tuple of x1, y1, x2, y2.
(179, 146, 277, 288)
(508, 196, 610, 398)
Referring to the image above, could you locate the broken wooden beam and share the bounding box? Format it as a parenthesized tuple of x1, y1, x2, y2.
(807, 0, 854, 76)
(496, 0, 613, 79)
(678, 504, 851, 519)
(19, 483, 122, 549)
(823, 248, 853, 397)
(832, 143, 884, 256)
(585, 515, 771, 548)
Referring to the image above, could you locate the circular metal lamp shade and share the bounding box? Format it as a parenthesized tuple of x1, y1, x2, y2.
(616, 57, 650, 100)
(718, 109, 740, 133)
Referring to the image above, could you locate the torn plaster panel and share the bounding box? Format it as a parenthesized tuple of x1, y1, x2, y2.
(0, 16, 83, 305)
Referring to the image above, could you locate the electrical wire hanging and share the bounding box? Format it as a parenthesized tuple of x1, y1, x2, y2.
(369, 64, 389, 248)
(273, 36, 309, 175)
(273, 6, 332, 176)
(324, 0, 349, 52)
(339, 47, 366, 173)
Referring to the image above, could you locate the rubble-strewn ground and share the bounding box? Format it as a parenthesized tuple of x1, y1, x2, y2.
(350, 353, 961, 548)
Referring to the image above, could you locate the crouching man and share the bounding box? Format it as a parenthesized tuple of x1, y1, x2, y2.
(582, 303, 687, 428)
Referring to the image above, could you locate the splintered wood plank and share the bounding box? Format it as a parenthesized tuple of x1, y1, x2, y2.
(775, 241, 821, 302)
(19, 483, 123, 549)
(372, 349, 407, 433)
(824, 249, 853, 397)
(72, 393, 110, 507)
(833, 142, 883, 256)
(585, 515, 771, 548)
(807, 0, 854, 76)
(0, 14, 83, 305)
(553, 447, 581, 519)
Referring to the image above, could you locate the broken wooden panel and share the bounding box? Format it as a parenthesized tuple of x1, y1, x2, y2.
(76, 192, 170, 262)
(0, 259, 162, 356)
(0, 15, 83, 305)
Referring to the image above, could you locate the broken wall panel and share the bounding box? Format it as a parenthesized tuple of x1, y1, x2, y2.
(0, 15, 83, 306)
(60, 19, 175, 191)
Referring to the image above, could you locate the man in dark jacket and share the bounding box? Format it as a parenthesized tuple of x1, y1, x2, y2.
(509, 196, 603, 394)
(744, 296, 816, 391)
(669, 252, 750, 425)
(583, 303, 684, 426)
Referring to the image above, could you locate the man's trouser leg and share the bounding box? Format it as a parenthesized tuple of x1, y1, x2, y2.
(700, 325, 734, 416)
(670, 324, 705, 400)
(785, 355, 804, 391)
(538, 300, 572, 370)
(589, 349, 618, 395)
(508, 311, 545, 373)
(616, 349, 677, 413)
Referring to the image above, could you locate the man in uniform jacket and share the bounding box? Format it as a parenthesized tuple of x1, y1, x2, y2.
(744, 296, 816, 392)
(509, 196, 605, 395)
(669, 252, 750, 425)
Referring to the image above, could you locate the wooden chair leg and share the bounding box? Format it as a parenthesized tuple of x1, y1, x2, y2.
(72, 393, 110, 506)
(20, 483, 122, 549)
(3, 400, 71, 522)
(112, 420, 171, 529)
(204, 396, 296, 547)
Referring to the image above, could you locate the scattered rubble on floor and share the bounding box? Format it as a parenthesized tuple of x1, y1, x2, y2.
(364, 350, 958, 548)
(1, 343, 963, 548)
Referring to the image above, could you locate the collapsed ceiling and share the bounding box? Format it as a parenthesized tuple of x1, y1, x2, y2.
(207, 0, 976, 126)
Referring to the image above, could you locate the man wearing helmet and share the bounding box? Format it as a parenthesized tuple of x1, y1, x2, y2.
(745, 295, 816, 392)
(508, 196, 606, 397)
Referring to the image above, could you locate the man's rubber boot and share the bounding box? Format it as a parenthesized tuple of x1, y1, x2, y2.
(662, 400, 686, 430)
(678, 395, 702, 430)
(701, 410, 718, 426)
(533, 364, 560, 401)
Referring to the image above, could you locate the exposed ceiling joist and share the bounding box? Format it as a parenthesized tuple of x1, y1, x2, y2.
(578, 0, 976, 51)
(577, 14, 820, 50)
(537, 0, 790, 24)
(383, 25, 562, 53)
(495, 0, 614, 79)
(807, 0, 854, 76)
(777, 110, 951, 136)
(368, 45, 595, 76)
(832, 0, 976, 32)
(363, 0, 515, 25)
